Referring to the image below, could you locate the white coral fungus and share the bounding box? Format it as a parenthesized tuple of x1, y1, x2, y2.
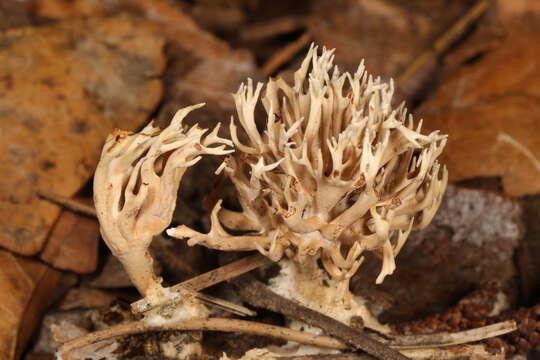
(168, 45, 448, 297)
(93, 104, 232, 305)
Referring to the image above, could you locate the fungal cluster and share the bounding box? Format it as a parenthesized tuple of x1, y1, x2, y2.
(94, 45, 447, 320)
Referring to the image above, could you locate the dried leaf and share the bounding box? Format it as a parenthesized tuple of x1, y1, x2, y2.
(497, 0, 540, 22)
(308, 0, 475, 82)
(40, 211, 99, 274)
(419, 22, 540, 196)
(58, 287, 116, 311)
(34, 0, 259, 232)
(0, 250, 68, 360)
(0, 0, 32, 30)
(0, 17, 165, 255)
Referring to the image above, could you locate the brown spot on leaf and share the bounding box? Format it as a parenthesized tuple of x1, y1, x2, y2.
(40, 77, 58, 88)
(0, 74, 13, 89)
(71, 120, 90, 134)
(40, 160, 56, 170)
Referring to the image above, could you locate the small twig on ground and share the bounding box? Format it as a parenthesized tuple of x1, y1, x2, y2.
(261, 32, 312, 76)
(397, 0, 493, 84)
(131, 253, 272, 313)
(281, 354, 374, 360)
(398, 344, 504, 360)
(387, 321, 516, 349)
(240, 16, 306, 41)
(38, 191, 97, 217)
(277, 343, 505, 360)
(194, 292, 256, 317)
(232, 275, 409, 360)
(59, 317, 347, 356)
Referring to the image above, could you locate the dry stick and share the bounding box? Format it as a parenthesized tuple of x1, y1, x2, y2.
(232, 275, 409, 360)
(388, 320, 517, 349)
(397, 0, 493, 84)
(282, 344, 504, 360)
(59, 317, 347, 355)
(398, 344, 503, 360)
(282, 355, 374, 360)
(38, 191, 97, 217)
(131, 253, 272, 313)
(241, 16, 306, 41)
(261, 32, 312, 76)
(194, 292, 256, 317)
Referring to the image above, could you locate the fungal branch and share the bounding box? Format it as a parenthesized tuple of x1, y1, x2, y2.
(168, 45, 448, 302)
(93, 104, 232, 305)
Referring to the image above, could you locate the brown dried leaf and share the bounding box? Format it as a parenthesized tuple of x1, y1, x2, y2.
(497, 0, 540, 22)
(0, 250, 69, 360)
(0, 0, 32, 31)
(0, 17, 165, 255)
(58, 287, 116, 311)
(308, 0, 475, 78)
(419, 22, 540, 196)
(40, 211, 99, 274)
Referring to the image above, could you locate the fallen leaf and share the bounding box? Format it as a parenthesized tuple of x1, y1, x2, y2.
(308, 0, 476, 90)
(0, 250, 71, 360)
(40, 210, 99, 274)
(497, 0, 540, 23)
(0, 0, 32, 31)
(58, 287, 116, 311)
(418, 21, 540, 196)
(0, 17, 165, 255)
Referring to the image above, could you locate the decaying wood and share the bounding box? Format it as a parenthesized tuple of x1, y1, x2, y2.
(38, 191, 97, 218)
(59, 317, 347, 356)
(131, 253, 272, 313)
(232, 275, 409, 360)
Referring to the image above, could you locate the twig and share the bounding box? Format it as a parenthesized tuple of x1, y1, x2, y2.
(38, 191, 97, 217)
(261, 32, 312, 76)
(281, 354, 374, 360)
(276, 343, 504, 360)
(387, 321, 517, 349)
(232, 275, 409, 360)
(241, 16, 306, 41)
(59, 317, 347, 355)
(194, 292, 256, 317)
(399, 344, 504, 360)
(397, 0, 493, 84)
(131, 253, 272, 313)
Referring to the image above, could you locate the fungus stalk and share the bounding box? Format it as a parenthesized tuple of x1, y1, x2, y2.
(168, 45, 448, 332)
(93, 104, 232, 306)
